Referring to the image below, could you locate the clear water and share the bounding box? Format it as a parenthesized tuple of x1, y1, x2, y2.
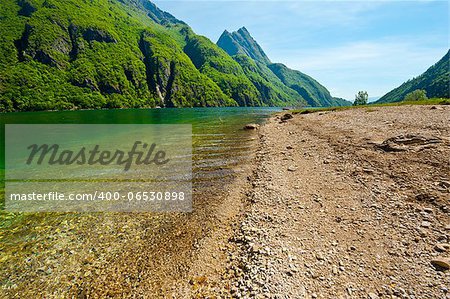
(0, 106, 280, 195)
(0, 107, 281, 295)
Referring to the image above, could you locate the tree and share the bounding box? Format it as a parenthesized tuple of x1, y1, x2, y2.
(403, 89, 427, 102)
(353, 91, 368, 106)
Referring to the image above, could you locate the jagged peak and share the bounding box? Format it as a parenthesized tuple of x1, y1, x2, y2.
(217, 26, 271, 64)
(218, 29, 232, 39)
(126, 0, 185, 26)
(238, 26, 249, 34)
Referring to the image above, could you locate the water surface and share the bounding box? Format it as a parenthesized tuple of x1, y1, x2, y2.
(0, 107, 281, 295)
(0, 107, 279, 173)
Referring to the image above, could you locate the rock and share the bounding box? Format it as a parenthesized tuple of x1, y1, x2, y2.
(368, 293, 379, 299)
(423, 207, 433, 213)
(316, 253, 325, 261)
(83, 28, 117, 43)
(280, 113, 293, 121)
(363, 168, 374, 173)
(431, 258, 450, 270)
(288, 166, 297, 172)
(439, 181, 450, 189)
(332, 265, 338, 275)
(416, 193, 436, 203)
(244, 123, 259, 130)
(421, 221, 431, 228)
(434, 243, 450, 252)
(377, 134, 442, 152)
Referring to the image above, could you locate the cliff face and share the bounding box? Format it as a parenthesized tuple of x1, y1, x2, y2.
(0, 0, 346, 112)
(376, 50, 450, 103)
(0, 0, 238, 111)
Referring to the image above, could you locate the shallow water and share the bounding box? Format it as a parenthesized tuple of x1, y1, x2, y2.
(0, 107, 281, 295)
(0, 107, 279, 179)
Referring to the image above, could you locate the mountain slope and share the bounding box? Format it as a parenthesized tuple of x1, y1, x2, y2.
(376, 50, 450, 103)
(233, 54, 304, 106)
(0, 0, 347, 111)
(268, 63, 350, 107)
(0, 0, 239, 111)
(181, 28, 262, 106)
(217, 27, 351, 107)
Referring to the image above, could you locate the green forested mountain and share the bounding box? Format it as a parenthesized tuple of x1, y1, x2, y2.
(376, 50, 450, 103)
(182, 29, 261, 106)
(267, 63, 350, 107)
(233, 54, 303, 106)
(217, 27, 351, 107)
(0, 0, 346, 112)
(0, 0, 237, 111)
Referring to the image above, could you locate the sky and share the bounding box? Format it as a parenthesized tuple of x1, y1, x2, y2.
(153, 0, 449, 100)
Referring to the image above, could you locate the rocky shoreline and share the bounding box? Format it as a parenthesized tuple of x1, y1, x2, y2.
(196, 105, 450, 298)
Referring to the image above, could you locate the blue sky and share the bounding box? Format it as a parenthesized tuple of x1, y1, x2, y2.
(154, 1, 449, 100)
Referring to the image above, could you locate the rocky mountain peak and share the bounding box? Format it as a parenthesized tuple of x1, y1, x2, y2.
(217, 27, 271, 65)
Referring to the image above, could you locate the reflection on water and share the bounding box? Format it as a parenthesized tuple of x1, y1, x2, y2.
(0, 107, 280, 190)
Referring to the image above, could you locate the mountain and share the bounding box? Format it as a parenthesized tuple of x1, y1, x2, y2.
(0, 0, 346, 112)
(232, 54, 304, 106)
(182, 28, 261, 106)
(267, 63, 350, 107)
(0, 0, 238, 111)
(376, 50, 450, 103)
(217, 27, 351, 107)
(217, 27, 271, 65)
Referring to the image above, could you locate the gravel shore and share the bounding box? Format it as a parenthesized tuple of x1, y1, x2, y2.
(201, 105, 450, 299)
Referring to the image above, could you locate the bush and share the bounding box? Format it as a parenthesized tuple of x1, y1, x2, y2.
(403, 89, 428, 101)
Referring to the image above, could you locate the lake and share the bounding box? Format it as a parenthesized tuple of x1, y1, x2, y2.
(0, 107, 279, 173)
(0, 107, 280, 296)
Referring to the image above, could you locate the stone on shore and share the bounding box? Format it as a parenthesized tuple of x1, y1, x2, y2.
(244, 124, 260, 130)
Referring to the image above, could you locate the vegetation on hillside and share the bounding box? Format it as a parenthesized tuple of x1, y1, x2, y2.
(0, 0, 365, 112)
(232, 54, 305, 106)
(0, 0, 239, 112)
(403, 89, 427, 102)
(182, 29, 261, 106)
(268, 63, 351, 107)
(376, 50, 450, 104)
